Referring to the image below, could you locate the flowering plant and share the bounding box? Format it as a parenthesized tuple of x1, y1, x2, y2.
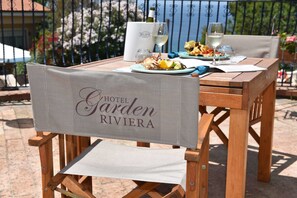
(279, 33, 297, 54)
(55, 1, 143, 65)
(33, 1, 143, 66)
(31, 30, 60, 65)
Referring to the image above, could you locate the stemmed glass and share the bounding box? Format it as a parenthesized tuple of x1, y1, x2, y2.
(153, 22, 168, 57)
(207, 22, 224, 65)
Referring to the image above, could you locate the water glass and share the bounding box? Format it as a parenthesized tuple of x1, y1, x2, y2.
(135, 49, 152, 63)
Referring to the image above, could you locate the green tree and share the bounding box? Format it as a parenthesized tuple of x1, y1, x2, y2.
(227, 1, 297, 35)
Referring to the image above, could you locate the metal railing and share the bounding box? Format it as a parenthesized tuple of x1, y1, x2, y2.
(0, 0, 296, 89)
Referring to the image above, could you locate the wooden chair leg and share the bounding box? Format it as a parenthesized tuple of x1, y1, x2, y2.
(198, 135, 209, 198)
(78, 137, 92, 193)
(39, 139, 54, 198)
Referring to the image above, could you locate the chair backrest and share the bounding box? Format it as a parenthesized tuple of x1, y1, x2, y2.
(27, 63, 199, 148)
(221, 35, 280, 58)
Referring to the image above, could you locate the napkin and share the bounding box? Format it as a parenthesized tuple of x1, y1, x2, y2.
(216, 55, 246, 65)
(168, 52, 180, 58)
(190, 66, 210, 76)
(175, 57, 265, 73)
(176, 58, 213, 68)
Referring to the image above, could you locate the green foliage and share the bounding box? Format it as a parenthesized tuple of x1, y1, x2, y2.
(200, 27, 207, 45)
(279, 32, 297, 54)
(16, 62, 26, 75)
(228, 1, 296, 35)
(32, 1, 143, 66)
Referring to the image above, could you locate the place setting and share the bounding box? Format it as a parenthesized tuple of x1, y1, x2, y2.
(120, 21, 266, 76)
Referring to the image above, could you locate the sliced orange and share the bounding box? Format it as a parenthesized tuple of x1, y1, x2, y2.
(159, 60, 168, 69)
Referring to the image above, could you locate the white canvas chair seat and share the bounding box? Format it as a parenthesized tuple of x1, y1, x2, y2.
(27, 63, 213, 198)
(61, 139, 187, 188)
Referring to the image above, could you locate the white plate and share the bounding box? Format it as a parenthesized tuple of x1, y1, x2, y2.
(178, 51, 229, 60)
(130, 64, 195, 74)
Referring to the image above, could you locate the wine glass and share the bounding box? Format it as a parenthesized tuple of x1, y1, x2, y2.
(153, 22, 168, 57)
(217, 45, 237, 63)
(207, 22, 224, 65)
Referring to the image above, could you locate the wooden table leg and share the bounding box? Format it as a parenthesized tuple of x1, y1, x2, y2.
(258, 81, 276, 182)
(226, 109, 249, 198)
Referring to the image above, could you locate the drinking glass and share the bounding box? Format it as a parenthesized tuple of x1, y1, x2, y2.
(153, 22, 168, 57)
(207, 22, 224, 65)
(217, 45, 237, 63)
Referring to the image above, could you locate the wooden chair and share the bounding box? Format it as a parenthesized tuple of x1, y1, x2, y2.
(27, 63, 213, 198)
(202, 35, 279, 147)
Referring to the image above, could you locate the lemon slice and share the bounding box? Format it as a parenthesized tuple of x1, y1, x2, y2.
(165, 60, 174, 68)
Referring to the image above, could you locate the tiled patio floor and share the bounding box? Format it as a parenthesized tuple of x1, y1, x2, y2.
(0, 98, 297, 197)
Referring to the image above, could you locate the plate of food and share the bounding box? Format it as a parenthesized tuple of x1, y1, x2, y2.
(130, 56, 195, 74)
(180, 40, 229, 60)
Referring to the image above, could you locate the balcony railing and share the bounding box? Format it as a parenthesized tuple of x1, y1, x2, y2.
(0, 0, 296, 90)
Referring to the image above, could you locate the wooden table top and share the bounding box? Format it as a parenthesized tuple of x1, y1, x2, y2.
(73, 56, 279, 110)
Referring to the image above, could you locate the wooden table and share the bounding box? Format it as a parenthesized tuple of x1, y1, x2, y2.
(73, 56, 279, 197)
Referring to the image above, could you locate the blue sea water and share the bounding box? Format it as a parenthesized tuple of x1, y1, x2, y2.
(145, 0, 228, 51)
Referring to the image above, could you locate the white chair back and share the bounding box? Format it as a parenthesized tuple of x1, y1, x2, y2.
(221, 35, 279, 58)
(27, 63, 199, 148)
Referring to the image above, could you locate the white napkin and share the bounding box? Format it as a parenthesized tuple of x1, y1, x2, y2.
(216, 55, 247, 65)
(175, 57, 266, 73)
(215, 65, 266, 73)
(174, 58, 212, 68)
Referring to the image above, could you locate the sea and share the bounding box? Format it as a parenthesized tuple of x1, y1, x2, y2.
(146, 0, 228, 51)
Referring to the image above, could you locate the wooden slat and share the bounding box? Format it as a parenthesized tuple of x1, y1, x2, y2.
(200, 72, 243, 87)
(211, 124, 229, 146)
(199, 107, 229, 146)
(210, 107, 225, 116)
(61, 176, 95, 198)
(28, 133, 57, 146)
(123, 182, 160, 198)
(66, 135, 76, 163)
(249, 127, 260, 144)
(164, 185, 184, 198)
(147, 190, 163, 198)
(200, 86, 243, 95)
(215, 110, 230, 125)
(239, 58, 264, 65)
(232, 58, 276, 81)
(48, 173, 67, 190)
(200, 92, 243, 109)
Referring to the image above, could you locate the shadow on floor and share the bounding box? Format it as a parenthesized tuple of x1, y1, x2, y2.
(208, 144, 297, 197)
(284, 110, 297, 120)
(0, 118, 33, 128)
